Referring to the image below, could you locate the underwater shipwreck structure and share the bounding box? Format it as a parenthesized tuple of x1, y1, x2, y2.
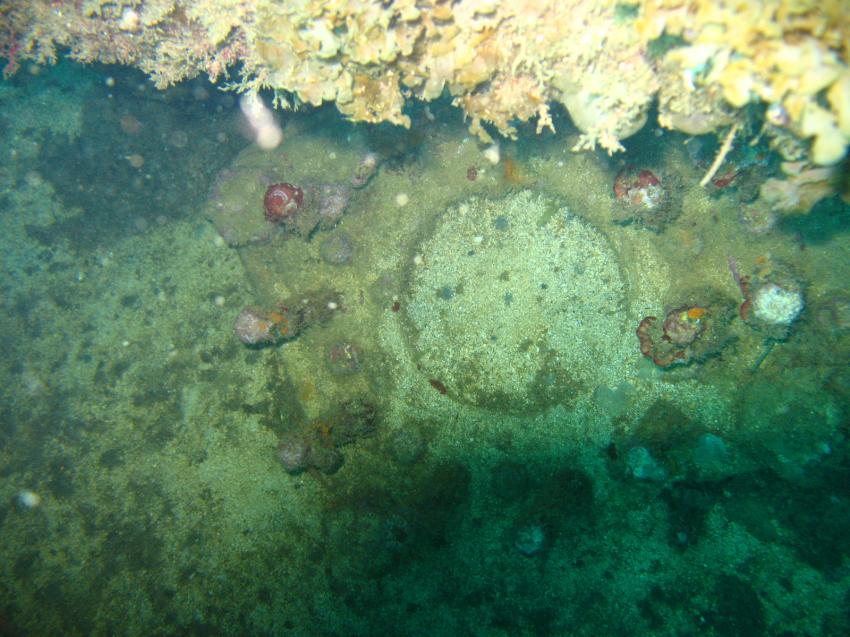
(3, 3, 850, 636)
(3, 0, 849, 171)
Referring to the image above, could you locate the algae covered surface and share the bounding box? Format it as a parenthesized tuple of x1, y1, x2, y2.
(1, 59, 850, 637)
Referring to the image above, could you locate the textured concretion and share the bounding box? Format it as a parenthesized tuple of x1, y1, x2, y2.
(404, 190, 628, 414)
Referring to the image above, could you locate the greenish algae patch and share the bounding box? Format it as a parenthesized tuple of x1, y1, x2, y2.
(1, 66, 850, 637)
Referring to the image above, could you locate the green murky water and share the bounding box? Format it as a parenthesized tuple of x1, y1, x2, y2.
(1, 61, 849, 637)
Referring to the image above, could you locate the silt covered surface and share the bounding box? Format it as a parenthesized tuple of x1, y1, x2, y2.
(0, 61, 849, 637)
